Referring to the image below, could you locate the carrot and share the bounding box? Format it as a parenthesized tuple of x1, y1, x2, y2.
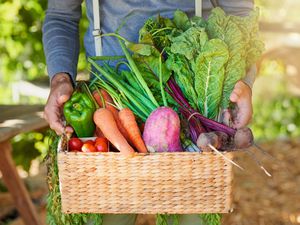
(118, 108, 148, 153)
(93, 108, 135, 156)
(93, 89, 113, 108)
(93, 89, 131, 141)
(94, 126, 105, 137)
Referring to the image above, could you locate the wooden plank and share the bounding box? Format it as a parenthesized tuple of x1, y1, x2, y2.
(0, 110, 48, 143)
(0, 140, 41, 225)
(0, 105, 45, 123)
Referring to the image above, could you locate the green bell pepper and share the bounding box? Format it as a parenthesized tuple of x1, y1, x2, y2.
(63, 91, 96, 137)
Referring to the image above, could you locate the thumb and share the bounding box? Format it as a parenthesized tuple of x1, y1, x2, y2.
(57, 87, 73, 105)
(58, 94, 71, 105)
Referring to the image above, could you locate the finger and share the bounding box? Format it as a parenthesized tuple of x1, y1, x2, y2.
(54, 81, 73, 105)
(221, 109, 232, 126)
(65, 126, 74, 134)
(44, 103, 65, 134)
(50, 120, 65, 135)
(58, 93, 71, 105)
(232, 102, 253, 129)
(230, 92, 240, 102)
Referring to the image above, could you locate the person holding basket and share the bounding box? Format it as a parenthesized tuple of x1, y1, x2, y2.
(43, 0, 258, 224)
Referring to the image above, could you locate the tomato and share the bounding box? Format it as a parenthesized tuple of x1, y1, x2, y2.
(68, 138, 83, 151)
(84, 140, 95, 145)
(81, 143, 97, 152)
(95, 137, 108, 152)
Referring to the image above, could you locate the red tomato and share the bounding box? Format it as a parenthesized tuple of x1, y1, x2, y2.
(95, 137, 108, 152)
(68, 138, 83, 151)
(84, 140, 95, 145)
(81, 143, 97, 152)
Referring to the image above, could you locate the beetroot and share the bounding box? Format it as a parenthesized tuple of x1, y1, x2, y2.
(143, 107, 182, 152)
(196, 131, 229, 152)
(234, 127, 254, 149)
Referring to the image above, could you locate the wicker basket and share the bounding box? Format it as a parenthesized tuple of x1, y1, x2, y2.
(57, 138, 233, 214)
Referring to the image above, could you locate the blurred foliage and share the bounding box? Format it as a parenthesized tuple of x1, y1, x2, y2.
(0, 0, 47, 83)
(251, 59, 300, 141)
(252, 95, 300, 141)
(0, 0, 88, 104)
(255, 0, 300, 23)
(11, 130, 50, 172)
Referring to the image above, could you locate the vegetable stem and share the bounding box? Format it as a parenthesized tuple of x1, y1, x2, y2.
(118, 38, 160, 107)
(100, 32, 159, 107)
(88, 58, 150, 117)
(159, 52, 168, 106)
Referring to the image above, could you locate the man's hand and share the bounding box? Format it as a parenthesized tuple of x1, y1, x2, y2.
(229, 80, 253, 129)
(44, 73, 74, 135)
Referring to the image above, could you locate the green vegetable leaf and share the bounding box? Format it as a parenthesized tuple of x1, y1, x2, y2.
(206, 7, 246, 109)
(230, 8, 265, 69)
(191, 15, 207, 27)
(126, 42, 154, 56)
(206, 7, 264, 109)
(166, 53, 198, 109)
(200, 213, 222, 225)
(139, 16, 175, 51)
(173, 10, 191, 31)
(192, 39, 229, 119)
(169, 27, 208, 60)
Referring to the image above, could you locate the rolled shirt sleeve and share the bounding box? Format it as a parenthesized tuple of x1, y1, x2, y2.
(42, 0, 83, 83)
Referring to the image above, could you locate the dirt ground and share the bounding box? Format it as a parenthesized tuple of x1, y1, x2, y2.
(0, 139, 299, 225)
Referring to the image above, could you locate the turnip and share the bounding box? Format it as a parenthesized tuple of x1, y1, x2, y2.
(143, 106, 182, 152)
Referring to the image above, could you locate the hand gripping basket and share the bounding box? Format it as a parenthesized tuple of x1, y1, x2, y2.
(57, 137, 233, 214)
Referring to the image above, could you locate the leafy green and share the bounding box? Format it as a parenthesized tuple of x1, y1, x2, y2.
(169, 27, 208, 60)
(156, 214, 179, 225)
(200, 213, 222, 225)
(173, 10, 191, 31)
(206, 7, 246, 109)
(206, 7, 264, 109)
(230, 9, 264, 69)
(166, 53, 198, 109)
(192, 39, 229, 119)
(139, 16, 175, 51)
(166, 22, 229, 119)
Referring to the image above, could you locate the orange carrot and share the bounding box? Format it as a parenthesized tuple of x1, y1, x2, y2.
(93, 108, 135, 156)
(94, 126, 105, 137)
(118, 108, 148, 153)
(93, 89, 131, 141)
(93, 89, 113, 108)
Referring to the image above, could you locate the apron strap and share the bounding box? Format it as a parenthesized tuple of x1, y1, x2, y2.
(195, 0, 202, 17)
(92, 0, 102, 56)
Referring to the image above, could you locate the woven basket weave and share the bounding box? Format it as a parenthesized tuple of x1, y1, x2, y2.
(57, 150, 233, 214)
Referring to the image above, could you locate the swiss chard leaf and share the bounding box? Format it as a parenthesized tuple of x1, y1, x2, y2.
(206, 7, 264, 109)
(169, 27, 208, 60)
(206, 7, 246, 109)
(173, 10, 191, 31)
(230, 8, 264, 69)
(166, 53, 198, 109)
(192, 39, 229, 119)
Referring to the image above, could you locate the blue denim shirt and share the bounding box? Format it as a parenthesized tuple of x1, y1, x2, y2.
(42, 0, 254, 83)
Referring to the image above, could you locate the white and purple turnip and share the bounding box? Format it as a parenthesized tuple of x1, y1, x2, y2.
(143, 107, 182, 152)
